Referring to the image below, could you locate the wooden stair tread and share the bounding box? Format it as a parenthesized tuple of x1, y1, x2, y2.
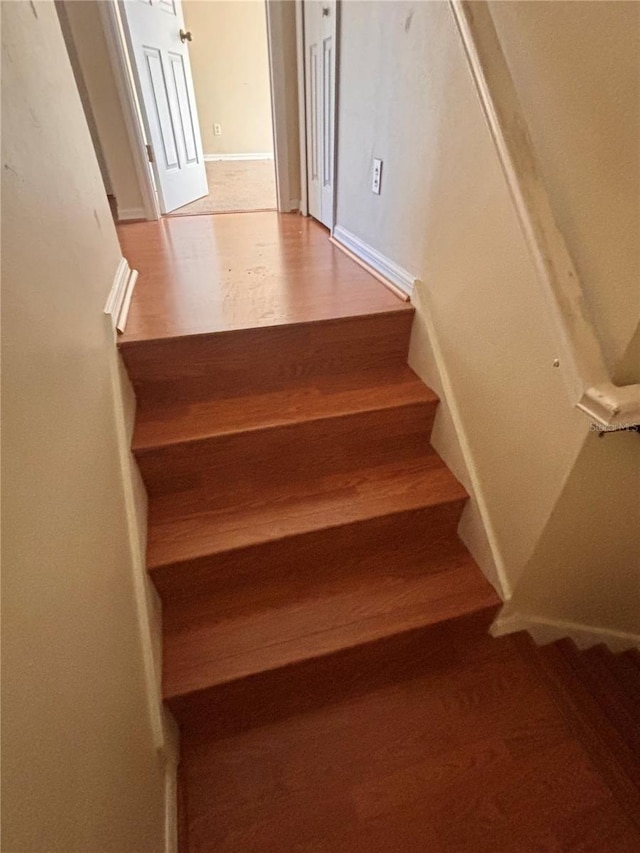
(147, 457, 466, 569)
(133, 366, 436, 451)
(163, 554, 499, 700)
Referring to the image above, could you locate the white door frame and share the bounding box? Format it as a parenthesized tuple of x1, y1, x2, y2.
(265, 0, 295, 213)
(99, 1, 160, 221)
(294, 0, 308, 217)
(98, 0, 294, 220)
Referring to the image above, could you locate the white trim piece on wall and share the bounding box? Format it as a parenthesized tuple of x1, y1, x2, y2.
(104, 256, 138, 334)
(491, 609, 640, 653)
(409, 280, 513, 601)
(103, 314, 164, 751)
(104, 315, 180, 853)
(332, 225, 416, 298)
(266, 0, 294, 213)
(295, 0, 308, 217)
(330, 0, 341, 232)
(203, 153, 274, 162)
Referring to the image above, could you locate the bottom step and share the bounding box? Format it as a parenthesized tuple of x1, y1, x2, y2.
(165, 550, 499, 708)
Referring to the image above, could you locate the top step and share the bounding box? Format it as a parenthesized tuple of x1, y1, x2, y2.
(120, 311, 414, 404)
(117, 213, 410, 342)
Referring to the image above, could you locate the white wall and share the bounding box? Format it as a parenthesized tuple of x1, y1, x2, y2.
(59, 0, 146, 219)
(335, 1, 639, 634)
(183, 0, 274, 156)
(490, 0, 640, 375)
(506, 430, 640, 636)
(1, 2, 169, 849)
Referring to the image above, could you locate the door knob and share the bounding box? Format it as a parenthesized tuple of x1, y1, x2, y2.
(322, 6, 330, 15)
(179, 29, 193, 43)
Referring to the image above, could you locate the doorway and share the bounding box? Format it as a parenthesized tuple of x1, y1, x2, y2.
(56, 0, 334, 227)
(119, 0, 277, 216)
(175, 0, 275, 215)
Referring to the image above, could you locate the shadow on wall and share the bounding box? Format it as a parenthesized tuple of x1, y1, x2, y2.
(507, 428, 640, 636)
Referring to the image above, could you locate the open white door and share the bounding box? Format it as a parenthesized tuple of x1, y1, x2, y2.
(119, 0, 207, 213)
(303, 0, 336, 229)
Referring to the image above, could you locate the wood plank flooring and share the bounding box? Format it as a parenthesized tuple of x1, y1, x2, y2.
(177, 626, 640, 853)
(118, 213, 408, 341)
(116, 212, 639, 852)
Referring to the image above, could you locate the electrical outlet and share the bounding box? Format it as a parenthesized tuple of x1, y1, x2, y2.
(214, 123, 222, 136)
(371, 158, 382, 194)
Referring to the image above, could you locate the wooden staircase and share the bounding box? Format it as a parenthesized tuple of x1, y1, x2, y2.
(116, 214, 638, 850)
(120, 302, 500, 720)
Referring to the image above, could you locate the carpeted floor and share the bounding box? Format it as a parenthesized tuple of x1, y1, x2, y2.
(168, 159, 277, 216)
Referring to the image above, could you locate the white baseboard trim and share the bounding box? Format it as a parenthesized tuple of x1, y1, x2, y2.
(203, 152, 274, 162)
(162, 709, 180, 853)
(332, 225, 416, 297)
(491, 609, 640, 653)
(118, 207, 147, 221)
(409, 282, 511, 599)
(104, 257, 138, 334)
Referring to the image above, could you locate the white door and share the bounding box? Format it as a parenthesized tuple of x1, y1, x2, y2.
(120, 0, 208, 213)
(304, 0, 336, 229)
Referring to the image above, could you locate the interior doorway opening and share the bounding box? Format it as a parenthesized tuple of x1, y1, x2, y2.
(163, 0, 277, 217)
(56, 0, 301, 224)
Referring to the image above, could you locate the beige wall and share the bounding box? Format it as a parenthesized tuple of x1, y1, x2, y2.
(60, 0, 146, 218)
(490, 0, 640, 375)
(508, 430, 640, 636)
(183, 0, 274, 156)
(335, 1, 639, 634)
(1, 2, 168, 850)
(267, 0, 301, 208)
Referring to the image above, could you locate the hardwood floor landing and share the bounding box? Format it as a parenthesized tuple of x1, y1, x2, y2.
(117, 212, 409, 342)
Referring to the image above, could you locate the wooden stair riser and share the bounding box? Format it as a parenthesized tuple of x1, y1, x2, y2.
(120, 312, 414, 405)
(151, 500, 467, 608)
(168, 605, 500, 734)
(137, 402, 437, 511)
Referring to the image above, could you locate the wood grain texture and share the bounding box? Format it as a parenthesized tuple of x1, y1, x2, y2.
(147, 457, 467, 567)
(176, 626, 640, 853)
(560, 641, 640, 759)
(163, 556, 499, 701)
(151, 502, 469, 615)
(117, 212, 409, 342)
(120, 312, 415, 404)
(583, 645, 640, 722)
(136, 399, 438, 513)
(115, 212, 589, 851)
(516, 633, 640, 831)
(132, 365, 436, 450)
